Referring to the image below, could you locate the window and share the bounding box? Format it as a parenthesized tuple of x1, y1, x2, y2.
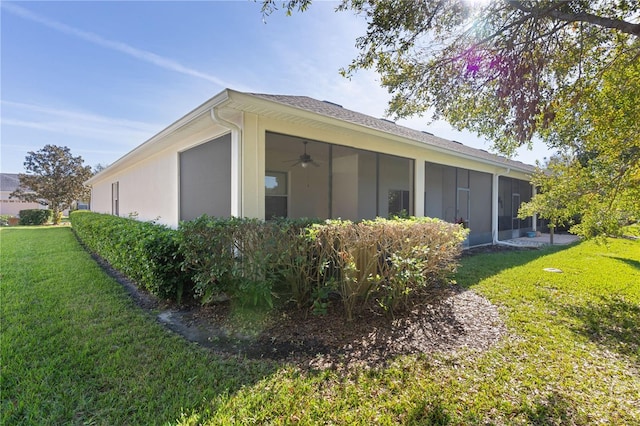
(111, 182, 119, 216)
(265, 171, 287, 220)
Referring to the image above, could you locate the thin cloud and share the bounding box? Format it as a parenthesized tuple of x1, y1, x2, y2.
(2, 100, 160, 133)
(2, 2, 234, 88)
(1, 101, 158, 144)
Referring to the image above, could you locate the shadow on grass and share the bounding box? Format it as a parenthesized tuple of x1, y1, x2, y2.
(406, 398, 452, 425)
(607, 255, 640, 271)
(456, 245, 570, 289)
(565, 294, 640, 362)
(518, 391, 578, 425)
(406, 392, 578, 425)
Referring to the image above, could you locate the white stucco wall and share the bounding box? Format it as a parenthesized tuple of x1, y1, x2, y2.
(89, 122, 229, 227)
(90, 150, 178, 225)
(0, 192, 44, 216)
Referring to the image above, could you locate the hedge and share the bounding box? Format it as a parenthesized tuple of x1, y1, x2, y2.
(71, 211, 468, 320)
(308, 217, 468, 319)
(70, 211, 191, 302)
(178, 216, 468, 319)
(177, 216, 321, 310)
(19, 209, 53, 225)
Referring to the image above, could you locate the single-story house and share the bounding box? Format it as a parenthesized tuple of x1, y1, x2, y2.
(87, 89, 536, 246)
(0, 173, 46, 216)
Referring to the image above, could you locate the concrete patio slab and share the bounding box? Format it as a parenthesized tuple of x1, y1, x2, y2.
(500, 233, 580, 248)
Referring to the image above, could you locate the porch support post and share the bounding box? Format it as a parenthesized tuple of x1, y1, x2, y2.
(241, 112, 263, 220)
(531, 185, 537, 232)
(492, 173, 499, 244)
(414, 160, 425, 217)
(493, 168, 511, 244)
(230, 129, 241, 217)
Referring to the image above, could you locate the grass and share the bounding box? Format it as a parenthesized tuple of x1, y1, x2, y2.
(1, 226, 639, 425)
(623, 223, 640, 237)
(0, 227, 275, 425)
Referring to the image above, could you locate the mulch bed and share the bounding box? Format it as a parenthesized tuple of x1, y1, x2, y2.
(155, 284, 506, 370)
(85, 237, 525, 369)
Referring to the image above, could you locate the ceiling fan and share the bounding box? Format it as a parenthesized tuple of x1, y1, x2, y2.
(286, 141, 320, 169)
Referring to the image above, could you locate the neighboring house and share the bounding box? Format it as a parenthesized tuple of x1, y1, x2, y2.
(0, 173, 45, 216)
(87, 89, 536, 246)
(0, 173, 78, 217)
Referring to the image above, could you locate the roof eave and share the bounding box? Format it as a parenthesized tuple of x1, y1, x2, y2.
(226, 92, 535, 175)
(86, 89, 233, 186)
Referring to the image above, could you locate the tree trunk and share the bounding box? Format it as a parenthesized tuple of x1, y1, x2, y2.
(549, 225, 555, 245)
(52, 206, 61, 225)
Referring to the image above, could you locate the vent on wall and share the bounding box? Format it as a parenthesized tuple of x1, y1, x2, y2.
(322, 100, 343, 108)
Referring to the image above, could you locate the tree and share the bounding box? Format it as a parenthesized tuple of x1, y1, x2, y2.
(518, 155, 581, 244)
(263, 0, 640, 237)
(93, 163, 109, 174)
(519, 53, 640, 238)
(264, 0, 638, 152)
(10, 145, 93, 225)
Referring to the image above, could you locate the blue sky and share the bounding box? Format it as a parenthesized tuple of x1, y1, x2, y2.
(1, 1, 552, 173)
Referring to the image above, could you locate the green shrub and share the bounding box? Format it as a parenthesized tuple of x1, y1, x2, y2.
(0, 214, 12, 226)
(71, 211, 466, 318)
(306, 217, 468, 319)
(19, 209, 53, 225)
(70, 211, 191, 302)
(623, 222, 640, 238)
(177, 215, 467, 320)
(178, 216, 298, 309)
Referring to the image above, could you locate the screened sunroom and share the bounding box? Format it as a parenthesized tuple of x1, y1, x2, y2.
(265, 132, 414, 221)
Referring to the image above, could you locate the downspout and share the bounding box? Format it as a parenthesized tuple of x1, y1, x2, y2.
(492, 167, 510, 245)
(211, 104, 242, 218)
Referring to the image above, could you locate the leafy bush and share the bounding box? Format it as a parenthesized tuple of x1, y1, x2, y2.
(306, 218, 468, 319)
(71, 211, 466, 319)
(19, 209, 53, 225)
(0, 215, 12, 226)
(70, 211, 191, 302)
(178, 216, 296, 309)
(177, 215, 467, 320)
(622, 222, 640, 238)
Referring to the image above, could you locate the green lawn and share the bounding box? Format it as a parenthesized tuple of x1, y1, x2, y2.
(1, 227, 638, 425)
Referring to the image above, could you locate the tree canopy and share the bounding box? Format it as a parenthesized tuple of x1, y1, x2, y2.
(264, 0, 640, 236)
(264, 0, 638, 152)
(10, 145, 93, 225)
(519, 52, 640, 238)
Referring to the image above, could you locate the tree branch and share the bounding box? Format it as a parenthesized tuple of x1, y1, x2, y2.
(507, 0, 640, 36)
